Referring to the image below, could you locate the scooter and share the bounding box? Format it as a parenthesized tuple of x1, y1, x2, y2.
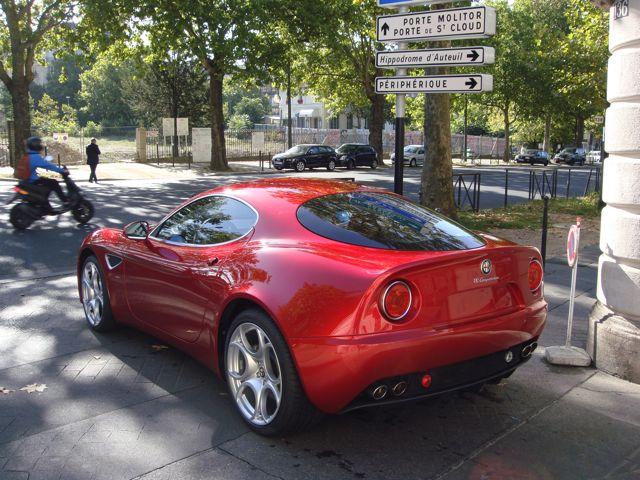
(7, 168, 94, 230)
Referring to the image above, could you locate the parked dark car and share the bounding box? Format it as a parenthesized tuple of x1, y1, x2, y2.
(336, 144, 379, 169)
(272, 145, 338, 172)
(553, 147, 586, 166)
(515, 150, 549, 166)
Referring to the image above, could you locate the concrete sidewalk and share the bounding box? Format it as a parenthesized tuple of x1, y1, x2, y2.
(0, 246, 639, 480)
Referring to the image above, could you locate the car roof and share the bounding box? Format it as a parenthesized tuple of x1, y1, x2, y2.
(198, 178, 379, 211)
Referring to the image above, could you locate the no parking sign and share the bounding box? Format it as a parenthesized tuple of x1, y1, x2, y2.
(566, 220, 581, 267)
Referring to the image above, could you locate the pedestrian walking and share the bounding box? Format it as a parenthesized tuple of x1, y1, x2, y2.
(86, 138, 101, 183)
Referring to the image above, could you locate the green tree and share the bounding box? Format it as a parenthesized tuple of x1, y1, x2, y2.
(123, 53, 209, 128)
(294, 0, 387, 160)
(32, 92, 79, 135)
(0, 0, 75, 161)
(45, 53, 85, 109)
(233, 97, 267, 126)
(78, 48, 135, 126)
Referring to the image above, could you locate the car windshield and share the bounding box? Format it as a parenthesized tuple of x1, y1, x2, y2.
(404, 146, 419, 153)
(297, 192, 485, 251)
(561, 148, 576, 154)
(336, 144, 358, 154)
(284, 146, 307, 155)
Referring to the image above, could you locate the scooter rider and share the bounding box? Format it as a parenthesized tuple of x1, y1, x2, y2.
(24, 137, 69, 206)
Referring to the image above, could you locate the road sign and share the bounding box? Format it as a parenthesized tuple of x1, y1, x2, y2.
(378, 0, 452, 8)
(377, 6, 496, 43)
(375, 74, 493, 94)
(376, 46, 495, 69)
(567, 222, 581, 267)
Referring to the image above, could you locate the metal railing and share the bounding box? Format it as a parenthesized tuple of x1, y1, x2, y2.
(453, 173, 481, 212)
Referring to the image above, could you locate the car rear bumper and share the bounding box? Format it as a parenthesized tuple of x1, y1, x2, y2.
(289, 299, 547, 413)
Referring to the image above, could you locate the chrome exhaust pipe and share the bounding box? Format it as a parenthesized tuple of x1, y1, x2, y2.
(370, 385, 388, 400)
(392, 381, 408, 396)
(522, 344, 532, 358)
(530, 342, 538, 354)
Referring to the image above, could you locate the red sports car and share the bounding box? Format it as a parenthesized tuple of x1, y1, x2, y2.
(77, 178, 546, 435)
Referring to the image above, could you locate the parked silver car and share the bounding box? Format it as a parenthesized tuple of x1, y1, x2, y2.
(390, 145, 425, 167)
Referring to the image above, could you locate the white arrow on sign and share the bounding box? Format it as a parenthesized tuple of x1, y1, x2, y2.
(375, 74, 493, 94)
(377, 6, 496, 43)
(376, 47, 495, 69)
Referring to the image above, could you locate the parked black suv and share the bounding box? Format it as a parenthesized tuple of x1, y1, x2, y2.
(336, 144, 378, 169)
(553, 147, 586, 166)
(272, 144, 338, 172)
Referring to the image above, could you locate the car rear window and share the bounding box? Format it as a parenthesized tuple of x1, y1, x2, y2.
(297, 192, 485, 251)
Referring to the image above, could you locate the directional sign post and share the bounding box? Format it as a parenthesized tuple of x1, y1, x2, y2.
(376, 46, 495, 69)
(377, 6, 496, 43)
(376, 74, 493, 94)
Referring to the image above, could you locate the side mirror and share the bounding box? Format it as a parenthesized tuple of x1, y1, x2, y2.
(123, 220, 150, 240)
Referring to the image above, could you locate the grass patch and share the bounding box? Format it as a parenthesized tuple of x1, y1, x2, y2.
(458, 192, 600, 231)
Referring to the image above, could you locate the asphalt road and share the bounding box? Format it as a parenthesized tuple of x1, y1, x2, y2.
(0, 165, 598, 281)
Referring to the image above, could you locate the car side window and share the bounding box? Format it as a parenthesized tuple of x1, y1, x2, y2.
(322, 146, 333, 153)
(308, 147, 320, 154)
(418, 149, 425, 155)
(357, 147, 368, 154)
(154, 196, 257, 246)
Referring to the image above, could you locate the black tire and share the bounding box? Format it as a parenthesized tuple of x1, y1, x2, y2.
(347, 159, 356, 170)
(410, 158, 417, 167)
(370, 159, 378, 169)
(80, 255, 116, 332)
(275, 166, 283, 171)
(327, 159, 336, 171)
(9, 204, 34, 230)
(224, 308, 322, 436)
(294, 160, 306, 172)
(544, 161, 549, 166)
(72, 199, 94, 224)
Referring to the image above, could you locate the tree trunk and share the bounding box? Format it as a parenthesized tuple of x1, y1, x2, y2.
(368, 92, 384, 162)
(10, 81, 31, 160)
(575, 116, 585, 148)
(502, 106, 510, 163)
(208, 71, 228, 171)
(421, 65, 456, 219)
(543, 113, 551, 153)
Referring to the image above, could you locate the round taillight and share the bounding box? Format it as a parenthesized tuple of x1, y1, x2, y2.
(381, 281, 412, 321)
(528, 260, 543, 292)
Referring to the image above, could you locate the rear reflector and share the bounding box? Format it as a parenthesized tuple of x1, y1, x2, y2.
(421, 374, 432, 389)
(528, 260, 543, 292)
(381, 281, 412, 321)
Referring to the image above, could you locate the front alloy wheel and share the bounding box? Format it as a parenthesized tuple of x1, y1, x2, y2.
(294, 160, 305, 172)
(410, 158, 417, 167)
(81, 256, 115, 331)
(226, 323, 282, 426)
(327, 160, 336, 171)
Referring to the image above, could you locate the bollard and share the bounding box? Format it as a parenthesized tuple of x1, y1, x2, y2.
(566, 168, 572, 199)
(57, 154, 61, 167)
(268, 151, 272, 169)
(260, 150, 264, 172)
(504, 169, 509, 208)
(541, 196, 549, 269)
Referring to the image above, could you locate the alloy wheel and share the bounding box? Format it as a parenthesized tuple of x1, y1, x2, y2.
(226, 322, 283, 426)
(82, 261, 104, 326)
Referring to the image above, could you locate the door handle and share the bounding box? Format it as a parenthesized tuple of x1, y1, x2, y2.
(207, 257, 219, 266)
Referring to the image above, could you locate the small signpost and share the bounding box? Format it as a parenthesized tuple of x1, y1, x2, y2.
(376, 47, 495, 69)
(545, 218, 592, 367)
(376, 74, 493, 94)
(376, 6, 496, 43)
(375, 1, 496, 195)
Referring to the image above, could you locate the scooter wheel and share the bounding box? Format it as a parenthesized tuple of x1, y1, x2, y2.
(10, 204, 34, 230)
(72, 199, 94, 224)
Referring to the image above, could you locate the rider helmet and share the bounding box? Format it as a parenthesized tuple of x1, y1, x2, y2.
(26, 136, 44, 152)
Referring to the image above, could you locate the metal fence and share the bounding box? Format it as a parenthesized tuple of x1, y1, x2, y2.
(145, 128, 192, 163)
(453, 173, 481, 212)
(0, 125, 10, 167)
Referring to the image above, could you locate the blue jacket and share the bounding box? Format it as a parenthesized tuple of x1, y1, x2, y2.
(26, 150, 65, 183)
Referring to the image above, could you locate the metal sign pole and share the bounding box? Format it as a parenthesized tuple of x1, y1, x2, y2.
(393, 5, 408, 195)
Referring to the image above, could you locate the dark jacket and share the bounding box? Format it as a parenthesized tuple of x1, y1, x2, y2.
(86, 143, 101, 165)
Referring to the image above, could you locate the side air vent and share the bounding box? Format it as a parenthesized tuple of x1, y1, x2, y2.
(105, 254, 123, 270)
